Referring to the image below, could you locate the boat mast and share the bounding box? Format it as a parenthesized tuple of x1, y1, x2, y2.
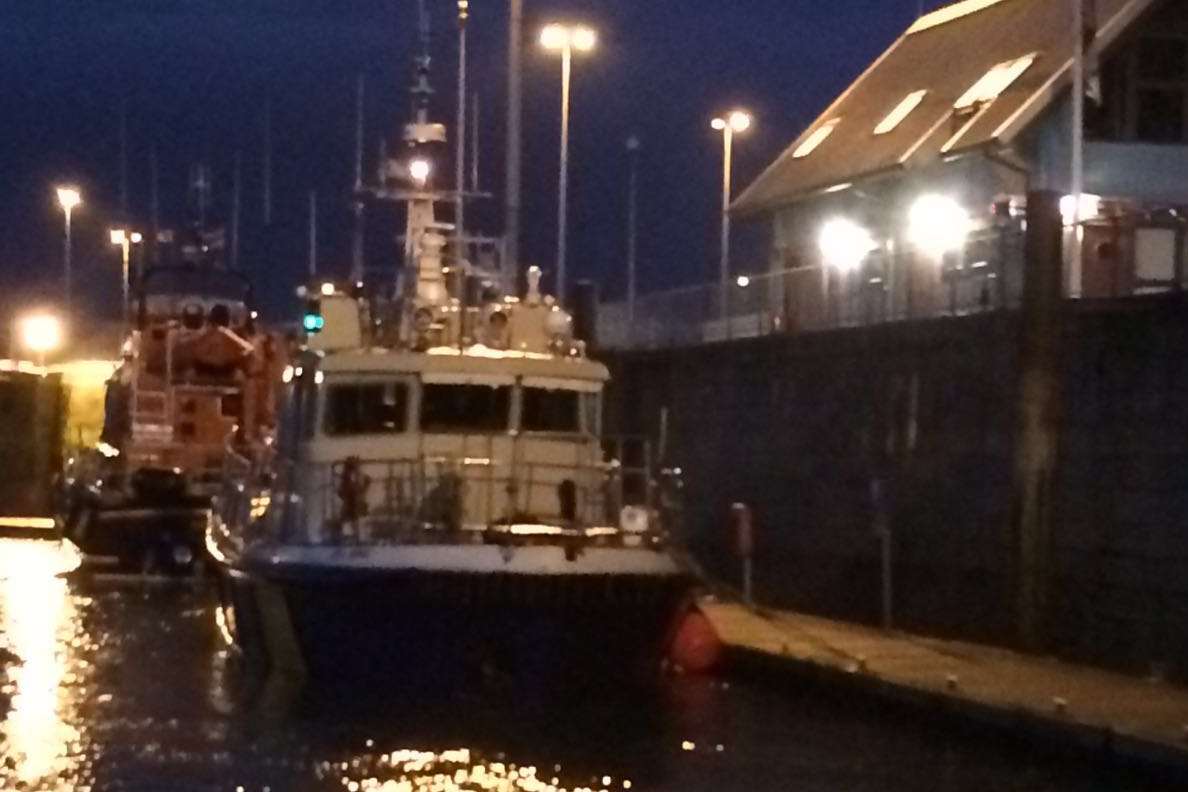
(455, 1, 469, 266)
(505, 0, 523, 290)
(352, 74, 367, 284)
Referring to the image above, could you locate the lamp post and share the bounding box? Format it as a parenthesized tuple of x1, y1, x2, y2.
(625, 135, 641, 340)
(540, 22, 596, 302)
(711, 110, 752, 339)
(56, 187, 82, 311)
(110, 229, 143, 324)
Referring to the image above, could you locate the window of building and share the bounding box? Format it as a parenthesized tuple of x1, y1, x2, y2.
(954, 53, 1037, 110)
(1138, 37, 1187, 82)
(792, 119, 840, 158)
(1137, 88, 1186, 141)
(521, 388, 581, 433)
(324, 382, 408, 435)
(1097, 33, 1188, 144)
(420, 384, 511, 433)
(874, 90, 928, 135)
(1135, 37, 1187, 143)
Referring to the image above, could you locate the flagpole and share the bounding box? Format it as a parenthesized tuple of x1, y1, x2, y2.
(1070, 0, 1086, 298)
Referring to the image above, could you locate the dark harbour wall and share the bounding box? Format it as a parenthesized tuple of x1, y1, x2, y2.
(605, 295, 1188, 679)
(0, 370, 65, 518)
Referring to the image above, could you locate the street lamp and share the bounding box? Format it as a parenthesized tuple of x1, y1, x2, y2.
(540, 22, 597, 302)
(711, 110, 752, 337)
(18, 312, 64, 367)
(625, 135, 641, 336)
(55, 187, 82, 310)
(110, 228, 143, 324)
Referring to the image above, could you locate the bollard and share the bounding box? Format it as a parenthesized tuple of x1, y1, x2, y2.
(730, 503, 754, 606)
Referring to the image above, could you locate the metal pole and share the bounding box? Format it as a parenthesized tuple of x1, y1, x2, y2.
(743, 556, 754, 607)
(63, 208, 73, 312)
(873, 477, 893, 630)
(308, 190, 317, 279)
(150, 145, 160, 265)
(455, 8, 468, 265)
(1070, 0, 1085, 298)
(471, 93, 480, 192)
(557, 45, 573, 301)
(119, 99, 128, 216)
(626, 136, 640, 339)
(121, 240, 131, 324)
(505, 0, 523, 288)
(263, 100, 273, 226)
(352, 74, 366, 283)
(231, 150, 242, 271)
(880, 526, 893, 629)
(720, 127, 734, 338)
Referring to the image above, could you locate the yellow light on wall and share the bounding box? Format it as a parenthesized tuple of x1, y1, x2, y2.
(18, 313, 63, 356)
(1060, 193, 1101, 225)
(819, 217, 877, 272)
(907, 194, 970, 256)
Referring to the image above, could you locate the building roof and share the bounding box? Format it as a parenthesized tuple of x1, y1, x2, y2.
(733, 0, 1155, 216)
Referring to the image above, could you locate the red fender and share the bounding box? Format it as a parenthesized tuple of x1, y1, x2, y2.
(667, 605, 723, 673)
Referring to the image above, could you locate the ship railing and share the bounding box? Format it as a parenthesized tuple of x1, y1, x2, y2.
(217, 433, 279, 547)
(256, 437, 672, 548)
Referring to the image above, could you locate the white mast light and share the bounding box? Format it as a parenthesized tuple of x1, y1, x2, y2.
(410, 158, 432, 185)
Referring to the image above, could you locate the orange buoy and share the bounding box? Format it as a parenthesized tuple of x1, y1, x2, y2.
(667, 606, 723, 673)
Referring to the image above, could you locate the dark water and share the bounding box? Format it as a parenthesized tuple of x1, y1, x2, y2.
(0, 538, 1176, 792)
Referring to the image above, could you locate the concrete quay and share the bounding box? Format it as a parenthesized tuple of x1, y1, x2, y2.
(703, 599, 1188, 775)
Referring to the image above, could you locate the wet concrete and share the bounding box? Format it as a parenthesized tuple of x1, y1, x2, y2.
(0, 538, 1176, 791)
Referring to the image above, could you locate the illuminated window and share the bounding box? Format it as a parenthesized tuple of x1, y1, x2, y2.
(874, 90, 928, 134)
(954, 53, 1037, 110)
(792, 119, 841, 158)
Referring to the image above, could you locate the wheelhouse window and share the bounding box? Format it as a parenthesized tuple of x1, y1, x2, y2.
(420, 384, 511, 433)
(521, 388, 581, 433)
(324, 382, 408, 435)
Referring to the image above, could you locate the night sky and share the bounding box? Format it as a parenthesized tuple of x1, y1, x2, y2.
(0, 1, 937, 323)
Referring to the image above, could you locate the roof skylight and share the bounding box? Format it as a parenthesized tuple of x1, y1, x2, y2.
(792, 119, 840, 158)
(954, 53, 1037, 110)
(874, 90, 928, 135)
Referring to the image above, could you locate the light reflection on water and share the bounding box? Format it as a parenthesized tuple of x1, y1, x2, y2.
(0, 538, 1174, 791)
(0, 539, 87, 790)
(320, 748, 630, 792)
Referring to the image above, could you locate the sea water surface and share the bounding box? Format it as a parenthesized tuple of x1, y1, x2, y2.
(0, 538, 1172, 791)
